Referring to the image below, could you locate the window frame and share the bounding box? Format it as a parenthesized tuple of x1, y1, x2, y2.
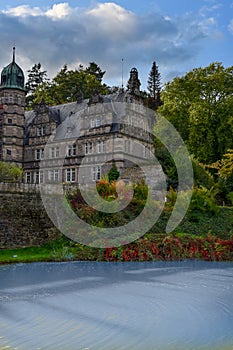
(92, 165, 101, 182)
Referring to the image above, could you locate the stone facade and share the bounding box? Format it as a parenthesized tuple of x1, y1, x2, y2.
(0, 49, 157, 186)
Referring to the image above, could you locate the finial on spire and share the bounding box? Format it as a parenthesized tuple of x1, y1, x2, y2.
(13, 46, 15, 63)
(121, 58, 124, 89)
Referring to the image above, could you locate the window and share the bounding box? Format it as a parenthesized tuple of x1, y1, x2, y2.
(34, 171, 39, 184)
(39, 171, 44, 184)
(8, 118, 12, 124)
(35, 149, 40, 160)
(96, 117, 101, 127)
(8, 95, 13, 104)
(37, 126, 46, 136)
(50, 147, 59, 158)
(6, 149, 11, 155)
(85, 142, 92, 155)
(90, 117, 101, 128)
(66, 168, 76, 182)
(48, 169, 59, 182)
(92, 166, 101, 182)
(25, 172, 31, 184)
(33, 171, 44, 184)
(18, 97, 22, 105)
(35, 148, 44, 160)
(68, 144, 76, 156)
(90, 119, 95, 128)
(97, 140, 106, 153)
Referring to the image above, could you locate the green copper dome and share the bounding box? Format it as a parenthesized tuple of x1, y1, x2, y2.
(0, 47, 25, 91)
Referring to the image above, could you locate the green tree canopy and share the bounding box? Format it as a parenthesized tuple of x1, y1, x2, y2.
(28, 62, 108, 107)
(0, 162, 23, 182)
(158, 62, 233, 163)
(85, 62, 106, 82)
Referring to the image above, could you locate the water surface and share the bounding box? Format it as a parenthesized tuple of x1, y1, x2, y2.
(0, 260, 233, 350)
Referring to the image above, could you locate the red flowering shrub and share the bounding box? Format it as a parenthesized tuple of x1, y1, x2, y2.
(103, 234, 233, 262)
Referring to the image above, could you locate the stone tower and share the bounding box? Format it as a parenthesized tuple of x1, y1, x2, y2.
(0, 47, 26, 164)
(127, 67, 141, 95)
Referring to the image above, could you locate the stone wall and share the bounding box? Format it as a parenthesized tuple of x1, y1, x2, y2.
(0, 183, 59, 248)
(120, 165, 166, 201)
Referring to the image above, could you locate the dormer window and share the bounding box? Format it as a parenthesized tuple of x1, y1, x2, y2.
(67, 144, 76, 156)
(37, 126, 46, 136)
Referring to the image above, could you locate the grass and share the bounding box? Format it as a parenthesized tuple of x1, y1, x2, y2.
(0, 245, 56, 264)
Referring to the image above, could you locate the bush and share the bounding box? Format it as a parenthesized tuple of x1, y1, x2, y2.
(0, 161, 23, 182)
(189, 186, 219, 214)
(103, 234, 233, 262)
(192, 158, 215, 189)
(108, 162, 120, 182)
(227, 192, 233, 206)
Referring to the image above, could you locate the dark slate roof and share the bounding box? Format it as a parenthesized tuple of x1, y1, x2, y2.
(24, 91, 147, 142)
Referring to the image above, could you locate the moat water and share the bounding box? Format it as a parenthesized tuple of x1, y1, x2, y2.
(0, 261, 233, 350)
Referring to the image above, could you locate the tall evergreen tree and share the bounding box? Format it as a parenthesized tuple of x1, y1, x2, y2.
(85, 62, 105, 83)
(25, 63, 48, 109)
(147, 61, 162, 109)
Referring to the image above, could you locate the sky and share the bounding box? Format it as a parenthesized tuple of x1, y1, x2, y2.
(0, 0, 232, 90)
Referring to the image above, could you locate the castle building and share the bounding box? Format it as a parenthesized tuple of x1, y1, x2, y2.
(0, 50, 155, 185)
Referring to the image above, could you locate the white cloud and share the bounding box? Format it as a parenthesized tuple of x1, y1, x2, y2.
(2, 3, 73, 20)
(87, 2, 133, 22)
(87, 3, 136, 39)
(0, 2, 222, 86)
(45, 3, 72, 20)
(2, 5, 43, 17)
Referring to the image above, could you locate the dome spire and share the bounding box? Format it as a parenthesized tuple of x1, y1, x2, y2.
(13, 46, 15, 63)
(0, 47, 25, 91)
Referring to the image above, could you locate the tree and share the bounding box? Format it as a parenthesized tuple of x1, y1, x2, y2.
(25, 63, 48, 109)
(108, 162, 120, 182)
(0, 162, 23, 182)
(32, 64, 108, 106)
(85, 62, 105, 83)
(147, 61, 162, 109)
(159, 62, 233, 163)
(207, 149, 233, 203)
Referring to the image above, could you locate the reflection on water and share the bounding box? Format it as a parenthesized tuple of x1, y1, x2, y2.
(0, 260, 233, 350)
